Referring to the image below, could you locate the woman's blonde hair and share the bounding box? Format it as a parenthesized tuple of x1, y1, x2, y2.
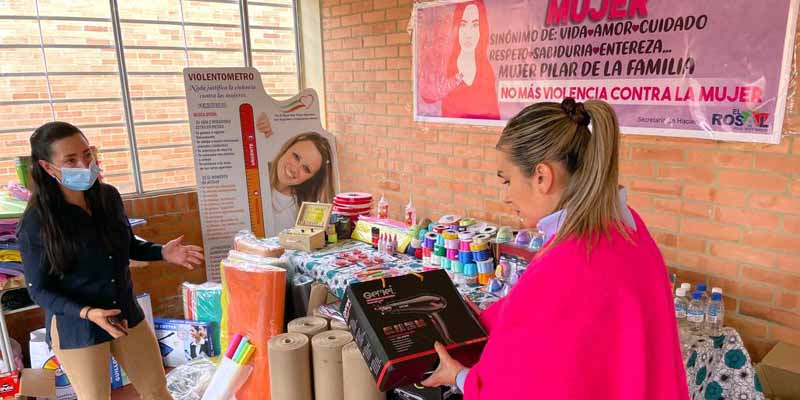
(496, 98, 625, 248)
(269, 132, 335, 205)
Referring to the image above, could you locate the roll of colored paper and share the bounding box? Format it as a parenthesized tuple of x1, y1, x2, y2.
(220, 259, 286, 400)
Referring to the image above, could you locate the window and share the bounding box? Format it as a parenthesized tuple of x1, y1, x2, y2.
(0, 0, 301, 194)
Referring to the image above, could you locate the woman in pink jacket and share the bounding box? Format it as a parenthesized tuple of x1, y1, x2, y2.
(422, 98, 689, 399)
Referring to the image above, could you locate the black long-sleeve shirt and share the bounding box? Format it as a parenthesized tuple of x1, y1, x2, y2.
(17, 184, 163, 349)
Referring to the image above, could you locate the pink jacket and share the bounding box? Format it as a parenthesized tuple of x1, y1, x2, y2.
(464, 209, 689, 400)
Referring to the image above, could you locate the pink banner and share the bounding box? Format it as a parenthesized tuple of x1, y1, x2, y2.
(413, 0, 799, 143)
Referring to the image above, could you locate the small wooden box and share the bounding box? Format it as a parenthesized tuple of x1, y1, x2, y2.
(279, 202, 333, 252)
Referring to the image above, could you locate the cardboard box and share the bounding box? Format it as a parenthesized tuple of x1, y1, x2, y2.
(342, 269, 487, 391)
(154, 318, 215, 368)
(279, 202, 332, 251)
(755, 342, 800, 399)
(29, 328, 129, 400)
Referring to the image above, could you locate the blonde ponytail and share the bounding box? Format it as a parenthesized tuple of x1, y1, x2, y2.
(496, 98, 626, 250)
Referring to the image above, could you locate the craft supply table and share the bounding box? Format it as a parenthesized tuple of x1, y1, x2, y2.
(682, 328, 764, 400)
(279, 239, 502, 309)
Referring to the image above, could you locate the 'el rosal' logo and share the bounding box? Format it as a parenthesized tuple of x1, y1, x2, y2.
(711, 109, 770, 129)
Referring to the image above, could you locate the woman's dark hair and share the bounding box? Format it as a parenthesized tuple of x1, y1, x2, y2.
(24, 121, 118, 276)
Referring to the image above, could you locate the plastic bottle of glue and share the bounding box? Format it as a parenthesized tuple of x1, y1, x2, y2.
(378, 193, 389, 220)
(404, 196, 416, 227)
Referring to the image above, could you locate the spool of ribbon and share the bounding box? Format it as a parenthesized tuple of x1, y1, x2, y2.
(470, 241, 489, 251)
(424, 232, 438, 248)
(445, 239, 459, 250)
(473, 233, 492, 242)
(441, 258, 450, 270)
(434, 245, 446, 257)
(442, 231, 458, 241)
(446, 248, 459, 260)
(477, 259, 495, 274)
(496, 226, 513, 243)
(459, 240, 472, 252)
(472, 249, 491, 262)
(515, 230, 532, 246)
(452, 261, 463, 274)
(459, 218, 476, 228)
(433, 224, 448, 234)
(463, 263, 478, 279)
(458, 251, 473, 265)
(438, 215, 461, 225)
(479, 225, 499, 236)
(458, 232, 474, 241)
(418, 229, 429, 241)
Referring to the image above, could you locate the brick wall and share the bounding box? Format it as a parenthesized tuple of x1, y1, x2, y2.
(321, 0, 800, 360)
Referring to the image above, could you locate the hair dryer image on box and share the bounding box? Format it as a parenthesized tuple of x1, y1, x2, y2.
(376, 294, 454, 345)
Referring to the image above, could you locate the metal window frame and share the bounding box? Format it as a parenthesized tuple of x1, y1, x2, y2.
(1, 0, 303, 197)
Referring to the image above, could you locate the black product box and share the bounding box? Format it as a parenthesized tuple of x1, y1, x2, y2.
(342, 269, 487, 392)
(390, 385, 462, 400)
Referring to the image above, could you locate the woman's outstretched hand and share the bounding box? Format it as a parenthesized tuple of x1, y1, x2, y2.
(162, 235, 204, 270)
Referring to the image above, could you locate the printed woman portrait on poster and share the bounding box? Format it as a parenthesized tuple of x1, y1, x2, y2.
(413, 0, 799, 144)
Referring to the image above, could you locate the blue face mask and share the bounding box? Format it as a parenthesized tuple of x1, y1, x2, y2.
(55, 160, 100, 191)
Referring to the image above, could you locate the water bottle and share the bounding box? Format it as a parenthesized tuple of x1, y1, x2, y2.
(697, 283, 710, 305)
(680, 282, 691, 294)
(687, 291, 705, 335)
(705, 292, 725, 336)
(674, 288, 688, 328)
(711, 287, 723, 297)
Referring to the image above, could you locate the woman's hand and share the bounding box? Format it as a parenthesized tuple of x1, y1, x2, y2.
(256, 112, 273, 138)
(87, 308, 128, 339)
(421, 342, 465, 387)
(162, 235, 204, 270)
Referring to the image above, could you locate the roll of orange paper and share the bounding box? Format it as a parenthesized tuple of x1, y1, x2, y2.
(221, 259, 286, 400)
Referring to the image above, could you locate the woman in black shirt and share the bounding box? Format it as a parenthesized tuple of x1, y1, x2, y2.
(18, 121, 203, 399)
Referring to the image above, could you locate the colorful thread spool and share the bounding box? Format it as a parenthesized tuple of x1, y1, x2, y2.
(478, 225, 499, 236)
(452, 261, 464, 275)
(515, 230, 532, 246)
(460, 218, 477, 229)
(445, 239, 459, 250)
(418, 229, 429, 241)
(472, 249, 492, 262)
(424, 232, 437, 249)
(477, 259, 495, 285)
(434, 245, 446, 257)
(433, 224, 447, 234)
(463, 263, 478, 286)
(446, 248, 459, 260)
(473, 233, 492, 243)
(441, 258, 451, 271)
(458, 251, 473, 265)
(496, 226, 513, 243)
(470, 240, 489, 252)
(459, 240, 472, 252)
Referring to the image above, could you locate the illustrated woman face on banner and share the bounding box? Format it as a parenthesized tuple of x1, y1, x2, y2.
(458, 4, 480, 53)
(267, 130, 335, 205)
(439, 0, 500, 120)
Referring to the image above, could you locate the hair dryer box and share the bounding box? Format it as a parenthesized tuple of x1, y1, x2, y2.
(342, 269, 487, 392)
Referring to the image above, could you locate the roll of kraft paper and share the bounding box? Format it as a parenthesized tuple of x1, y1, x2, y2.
(288, 317, 328, 338)
(330, 319, 348, 331)
(312, 330, 353, 400)
(342, 342, 385, 400)
(268, 333, 312, 400)
(221, 259, 286, 400)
